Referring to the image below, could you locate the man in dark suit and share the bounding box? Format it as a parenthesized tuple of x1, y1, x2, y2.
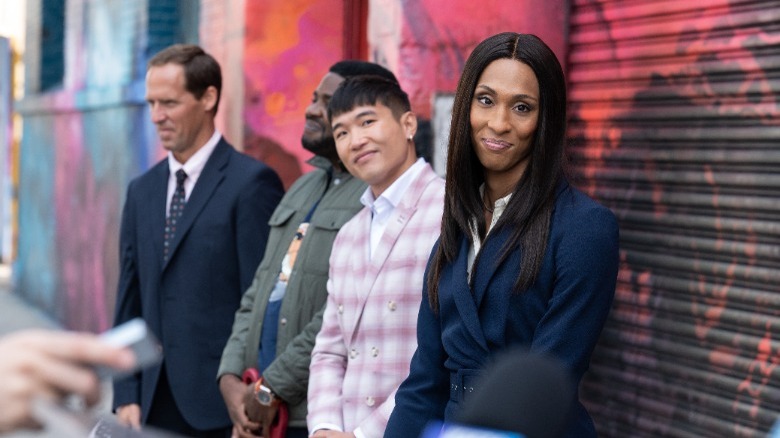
(112, 44, 283, 437)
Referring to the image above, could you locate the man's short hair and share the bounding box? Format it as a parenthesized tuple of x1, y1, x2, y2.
(148, 44, 222, 113)
(329, 61, 398, 83)
(328, 75, 412, 121)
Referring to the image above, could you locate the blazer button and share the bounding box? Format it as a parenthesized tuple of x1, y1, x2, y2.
(280, 318, 287, 326)
(387, 301, 397, 311)
(349, 349, 358, 359)
(366, 396, 375, 407)
(371, 347, 379, 357)
(338, 304, 344, 314)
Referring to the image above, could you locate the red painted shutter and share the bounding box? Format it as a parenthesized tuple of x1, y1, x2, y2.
(567, 1, 780, 437)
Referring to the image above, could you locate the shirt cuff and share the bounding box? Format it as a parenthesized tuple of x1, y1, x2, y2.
(311, 423, 344, 434)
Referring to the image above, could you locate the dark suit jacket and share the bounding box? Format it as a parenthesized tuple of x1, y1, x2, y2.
(112, 139, 283, 430)
(385, 181, 619, 438)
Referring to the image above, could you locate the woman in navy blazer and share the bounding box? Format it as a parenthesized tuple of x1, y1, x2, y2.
(384, 33, 619, 438)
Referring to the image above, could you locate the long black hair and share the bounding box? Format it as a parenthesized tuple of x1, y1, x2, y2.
(427, 32, 567, 310)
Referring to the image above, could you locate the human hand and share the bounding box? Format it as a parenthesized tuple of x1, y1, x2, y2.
(219, 374, 260, 437)
(0, 329, 135, 433)
(115, 403, 142, 429)
(242, 387, 280, 438)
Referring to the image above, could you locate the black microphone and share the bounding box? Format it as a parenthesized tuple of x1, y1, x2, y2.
(424, 349, 575, 438)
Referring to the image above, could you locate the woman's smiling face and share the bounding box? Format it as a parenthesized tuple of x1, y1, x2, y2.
(470, 58, 540, 188)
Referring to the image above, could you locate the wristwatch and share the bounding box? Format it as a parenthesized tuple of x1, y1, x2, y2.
(254, 377, 279, 406)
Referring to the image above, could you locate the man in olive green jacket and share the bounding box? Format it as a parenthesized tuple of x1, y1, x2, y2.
(218, 61, 399, 438)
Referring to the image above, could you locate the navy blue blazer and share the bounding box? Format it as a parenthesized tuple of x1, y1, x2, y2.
(112, 139, 283, 430)
(385, 181, 619, 438)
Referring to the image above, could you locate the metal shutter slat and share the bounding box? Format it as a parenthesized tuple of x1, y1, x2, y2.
(568, 0, 780, 436)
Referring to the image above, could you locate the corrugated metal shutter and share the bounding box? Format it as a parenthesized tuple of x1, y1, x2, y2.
(566, 1, 780, 437)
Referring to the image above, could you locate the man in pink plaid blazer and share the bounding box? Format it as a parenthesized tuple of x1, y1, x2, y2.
(307, 76, 444, 438)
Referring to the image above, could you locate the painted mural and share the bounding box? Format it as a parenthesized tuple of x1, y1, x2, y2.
(242, 0, 345, 187)
(369, 0, 568, 119)
(15, 3, 778, 436)
(16, 104, 147, 333)
(11, 0, 570, 335)
(14, 2, 150, 332)
(367, 0, 569, 173)
(0, 37, 11, 263)
(569, 1, 780, 436)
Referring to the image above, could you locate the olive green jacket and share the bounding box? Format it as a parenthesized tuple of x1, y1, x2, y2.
(218, 157, 366, 427)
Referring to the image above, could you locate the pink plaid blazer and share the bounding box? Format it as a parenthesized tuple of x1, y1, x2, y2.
(307, 163, 444, 437)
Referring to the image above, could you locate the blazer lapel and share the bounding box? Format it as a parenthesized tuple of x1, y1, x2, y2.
(368, 165, 437, 273)
(450, 237, 489, 352)
(470, 179, 567, 302)
(362, 165, 437, 292)
(341, 210, 372, 345)
(348, 165, 436, 340)
(145, 161, 169, 267)
(163, 140, 230, 270)
(470, 226, 512, 307)
(363, 201, 415, 283)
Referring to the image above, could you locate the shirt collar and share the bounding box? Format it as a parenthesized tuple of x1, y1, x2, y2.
(360, 158, 426, 211)
(481, 184, 512, 214)
(469, 184, 513, 243)
(167, 130, 222, 179)
(467, 185, 513, 278)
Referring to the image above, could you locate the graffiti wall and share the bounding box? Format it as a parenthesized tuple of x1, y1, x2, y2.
(10, 0, 571, 332)
(368, 0, 568, 172)
(369, 0, 568, 120)
(15, 0, 151, 332)
(16, 107, 145, 331)
(242, 0, 345, 187)
(568, 0, 780, 436)
(0, 38, 10, 263)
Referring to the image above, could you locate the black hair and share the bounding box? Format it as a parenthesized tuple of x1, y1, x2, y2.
(329, 60, 398, 83)
(327, 75, 412, 122)
(427, 32, 567, 310)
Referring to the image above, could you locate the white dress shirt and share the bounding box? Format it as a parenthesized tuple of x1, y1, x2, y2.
(359, 158, 427, 260)
(165, 130, 221, 215)
(468, 187, 513, 277)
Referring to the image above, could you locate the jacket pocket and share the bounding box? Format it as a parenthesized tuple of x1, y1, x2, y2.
(301, 207, 360, 275)
(268, 205, 296, 227)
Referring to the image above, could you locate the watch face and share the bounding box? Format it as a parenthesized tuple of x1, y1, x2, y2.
(258, 388, 273, 405)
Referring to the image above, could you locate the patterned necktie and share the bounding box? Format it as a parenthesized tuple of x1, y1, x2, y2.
(164, 169, 187, 262)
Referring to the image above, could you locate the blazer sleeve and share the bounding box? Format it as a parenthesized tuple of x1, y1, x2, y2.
(530, 204, 619, 380)
(307, 276, 348, 432)
(112, 182, 143, 409)
(235, 165, 283, 293)
(384, 251, 450, 438)
(218, 264, 263, 379)
(261, 304, 325, 405)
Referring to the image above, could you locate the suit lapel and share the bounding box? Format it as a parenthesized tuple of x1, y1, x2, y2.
(363, 200, 415, 284)
(450, 237, 489, 352)
(470, 226, 512, 307)
(163, 140, 230, 271)
(341, 210, 372, 345)
(348, 165, 436, 341)
(470, 180, 566, 303)
(368, 165, 436, 274)
(146, 161, 169, 266)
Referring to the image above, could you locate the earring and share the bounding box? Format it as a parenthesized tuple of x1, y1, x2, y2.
(407, 135, 413, 142)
